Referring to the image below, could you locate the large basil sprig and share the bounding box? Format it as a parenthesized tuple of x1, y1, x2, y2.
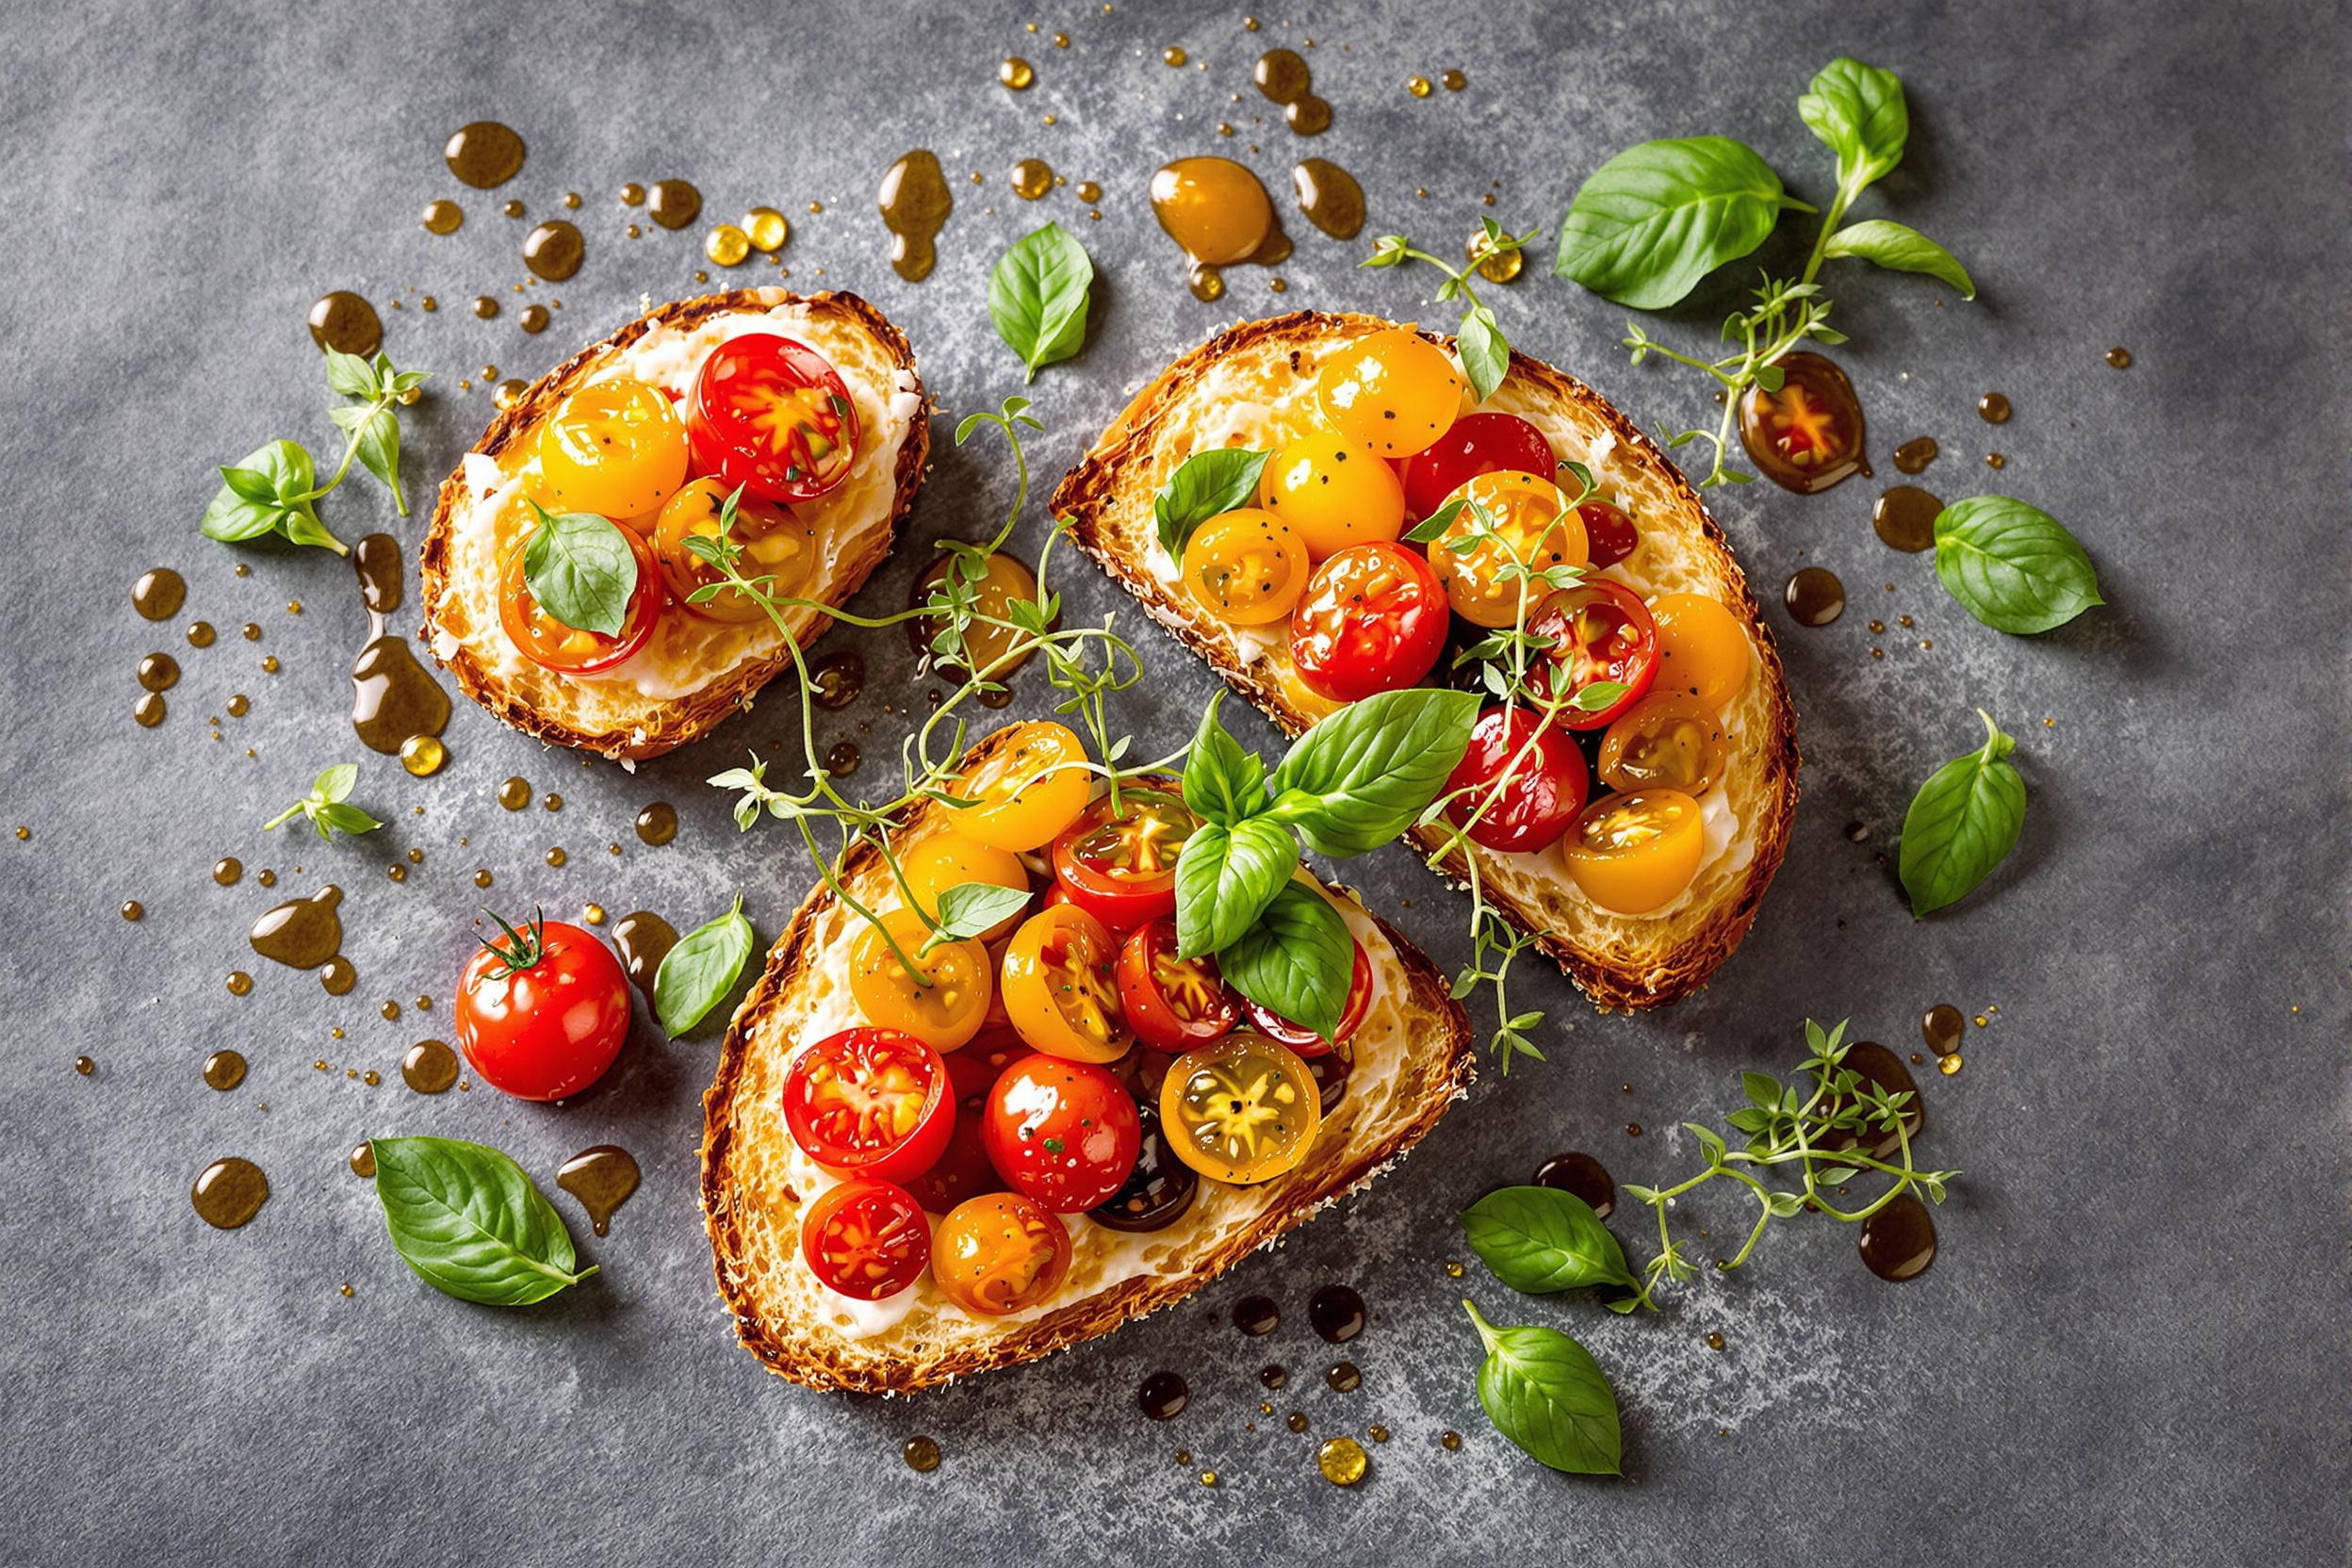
(1553, 137, 1802, 310)
(653, 893, 756, 1037)
(988, 222, 1094, 384)
(1463, 1187, 1639, 1296)
(1898, 710, 2027, 916)
(1933, 497, 2102, 633)
(523, 502, 639, 636)
(1463, 1299, 1623, 1476)
(1266, 687, 1482, 856)
(372, 1136, 596, 1306)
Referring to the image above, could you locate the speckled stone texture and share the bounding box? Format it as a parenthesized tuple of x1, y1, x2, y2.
(1, 1, 2344, 1562)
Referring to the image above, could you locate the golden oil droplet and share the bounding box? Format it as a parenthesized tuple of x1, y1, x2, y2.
(1443, 68, 1466, 90)
(134, 692, 167, 727)
(705, 224, 752, 267)
(583, 903, 607, 926)
(1074, 180, 1102, 204)
(187, 620, 215, 648)
(903, 1435, 942, 1472)
(1367, 1425, 1390, 1444)
(121, 900, 143, 922)
(1441, 1430, 1462, 1451)
(1986, 452, 2006, 469)
(520, 304, 549, 334)
(226, 971, 253, 996)
(474, 869, 493, 889)
(1011, 158, 1054, 200)
(1000, 56, 1036, 90)
(1041, 113, 1057, 126)
(472, 296, 499, 320)
(2106, 346, 2132, 368)
(399, 734, 448, 776)
(204, 1050, 247, 1090)
(1163, 46, 1187, 66)
(422, 199, 464, 235)
(744, 206, 790, 251)
(498, 776, 531, 810)
(307, 291, 382, 356)
(1939, 1054, 1964, 1075)
(13, 825, 26, 841)
(1054, 30, 1070, 45)
(1468, 230, 1523, 284)
(490, 378, 527, 413)
(1407, 74, 1432, 97)
(362, 1070, 381, 1086)
(241, 622, 261, 642)
(1198, 1471, 1217, 1487)
(546, 847, 566, 868)
(1317, 1436, 1368, 1485)
(621, 182, 645, 205)
(501, 198, 525, 219)
(544, 792, 563, 812)
(381, 1000, 400, 1021)
(1707, 1331, 1727, 1350)
(256, 870, 276, 888)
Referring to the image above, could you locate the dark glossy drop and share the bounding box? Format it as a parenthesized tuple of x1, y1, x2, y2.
(902, 1435, 942, 1473)
(1259, 1364, 1288, 1390)
(249, 887, 342, 969)
(1532, 1151, 1616, 1220)
(523, 220, 585, 282)
(2106, 347, 2132, 369)
(876, 151, 953, 282)
(401, 1039, 460, 1094)
(557, 1146, 641, 1236)
(1821, 1040, 1924, 1160)
(202, 1050, 249, 1090)
(1233, 1295, 1280, 1336)
(186, 621, 216, 648)
(1871, 485, 1942, 553)
(138, 653, 180, 693)
(1738, 351, 1867, 494)
(354, 532, 403, 613)
(308, 292, 382, 356)
(1308, 1284, 1366, 1345)
(646, 179, 701, 230)
(1858, 1192, 1937, 1281)
(191, 1157, 270, 1229)
(1323, 1360, 1362, 1393)
(1090, 1103, 1200, 1232)
(1254, 47, 1311, 103)
(1286, 1411, 1310, 1432)
(498, 776, 532, 810)
(1285, 95, 1332, 135)
(1977, 392, 2011, 425)
(133, 692, 167, 727)
(1137, 1371, 1190, 1420)
(1783, 567, 1845, 628)
(613, 911, 679, 1001)
(348, 1141, 376, 1178)
(808, 650, 866, 710)
(1292, 159, 1364, 239)
(74, 1055, 95, 1075)
(1307, 1049, 1351, 1117)
(1922, 1003, 1966, 1056)
(352, 633, 451, 755)
(133, 568, 187, 622)
(519, 304, 550, 335)
(825, 741, 861, 777)
(444, 121, 525, 188)
(634, 802, 678, 847)
(1891, 436, 1939, 476)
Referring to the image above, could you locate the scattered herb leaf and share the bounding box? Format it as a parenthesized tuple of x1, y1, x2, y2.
(1898, 710, 2026, 916)
(1463, 1299, 1623, 1475)
(1463, 1186, 1638, 1295)
(653, 894, 756, 1037)
(371, 1135, 596, 1306)
(1932, 496, 2101, 632)
(261, 763, 382, 841)
(1553, 137, 1802, 310)
(988, 222, 1095, 383)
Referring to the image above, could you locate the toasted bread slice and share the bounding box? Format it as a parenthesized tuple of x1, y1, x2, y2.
(700, 728, 1474, 1393)
(1051, 311, 1800, 1011)
(418, 289, 929, 761)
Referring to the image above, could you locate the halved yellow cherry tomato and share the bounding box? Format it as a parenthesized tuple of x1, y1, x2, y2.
(1159, 1032, 1322, 1184)
(847, 909, 993, 1053)
(1428, 470, 1590, 629)
(1001, 906, 1130, 1063)
(1256, 430, 1407, 560)
(535, 376, 689, 520)
(651, 477, 814, 623)
(1184, 508, 1310, 626)
(1597, 694, 1728, 797)
(1560, 789, 1706, 914)
(947, 722, 1091, 852)
(899, 834, 1031, 944)
(1648, 593, 1752, 710)
(1315, 326, 1467, 458)
(910, 549, 1043, 680)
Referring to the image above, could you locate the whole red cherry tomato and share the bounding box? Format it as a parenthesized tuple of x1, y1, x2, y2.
(1240, 939, 1374, 1057)
(455, 910, 631, 1101)
(800, 1177, 930, 1300)
(1442, 705, 1592, 854)
(981, 1053, 1140, 1213)
(1398, 411, 1558, 521)
(1288, 543, 1450, 703)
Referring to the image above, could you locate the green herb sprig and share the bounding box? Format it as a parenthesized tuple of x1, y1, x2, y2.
(1362, 219, 1542, 402)
(261, 763, 382, 841)
(202, 348, 429, 554)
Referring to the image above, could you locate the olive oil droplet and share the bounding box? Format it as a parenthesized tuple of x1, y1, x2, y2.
(191, 1157, 270, 1229)
(307, 292, 382, 356)
(444, 122, 525, 188)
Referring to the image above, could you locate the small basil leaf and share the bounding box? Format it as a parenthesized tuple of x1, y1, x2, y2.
(653, 894, 756, 1037)
(1180, 693, 1267, 825)
(204, 440, 329, 546)
(1797, 57, 1909, 195)
(1266, 687, 1481, 857)
(1822, 220, 1974, 299)
(930, 881, 1031, 942)
(1898, 710, 2026, 917)
(1214, 881, 1351, 1039)
(1456, 304, 1510, 404)
(1403, 496, 1467, 545)
(1554, 137, 1794, 311)
(322, 347, 381, 400)
(315, 763, 356, 803)
(352, 404, 408, 514)
(1464, 1299, 1622, 1476)
(522, 505, 638, 637)
(988, 222, 1095, 383)
(1932, 496, 2101, 633)
(219, 465, 279, 504)
(201, 490, 278, 542)
(315, 802, 384, 838)
(1462, 1187, 1636, 1294)
(1153, 448, 1272, 562)
(371, 1136, 595, 1306)
(1173, 817, 1298, 958)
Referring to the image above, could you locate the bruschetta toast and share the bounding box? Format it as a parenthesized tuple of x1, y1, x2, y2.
(420, 288, 928, 761)
(1051, 311, 1800, 1011)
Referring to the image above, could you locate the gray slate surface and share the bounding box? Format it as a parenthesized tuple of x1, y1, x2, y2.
(1, 0, 2344, 1562)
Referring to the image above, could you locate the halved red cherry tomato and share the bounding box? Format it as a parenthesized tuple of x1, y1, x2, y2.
(1241, 939, 1373, 1057)
(1288, 542, 1450, 703)
(1576, 499, 1640, 568)
(981, 1052, 1141, 1212)
(781, 1027, 954, 1184)
(1001, 905, 1130, 1062)
(1050, 783, 1198, 931)
(1442, 705, 1592, 854)
(496, 524, 662, 675)
(932, 1192, 1071, 1315)
(1399, 411, 1557, 521)
(688, 334, 860, 503)
(455, 914, 631, 1102)
(1528, 580, 1658, 730)
(1117, 919, 1240, 1051)
(800, 1177, 930, 1301)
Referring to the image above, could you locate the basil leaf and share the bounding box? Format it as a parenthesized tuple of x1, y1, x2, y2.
(1932, 496, 2102, 633)
(1173, 817, 1298, 958)
(988, 222, 1094, 384)
(1822, 220, 1974, 299)
(1153, 448, 1272, 562)
(352, 404, 409, 514)
(1797, 57, 1909, 195)
(1266, 687, 1480, 857)
(1403, 496, 1467, 545)
(1214, 881, 1352, 1039)
(522, 505, 638, 637)
(1554, 137, 1795, 311)
(315, 801, 383, 839)
(1465, 1300, 1621, 1475)
(323, 347, 381, 400)
(1180, 693, 1267, 825)
(315, 763, 356, 803)
(1456, 304, 1509, 404)
(219, 465, 279, 505)
(371, 1136, 596, 1306)
(1462, 1187, 1637, 1294)
(203, 439, 342, 550)
(930, 881, 1031, 941)
(653, 894, 756, 1037)
(1898, 710, 2026, 917)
